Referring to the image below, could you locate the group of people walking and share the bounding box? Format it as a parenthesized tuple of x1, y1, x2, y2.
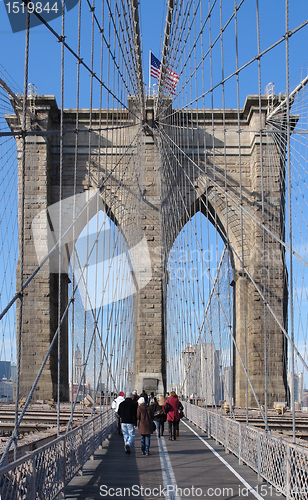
(112, 390, 183, 455)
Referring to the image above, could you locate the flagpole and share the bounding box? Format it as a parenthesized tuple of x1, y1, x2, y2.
(149, 49, 151, 96)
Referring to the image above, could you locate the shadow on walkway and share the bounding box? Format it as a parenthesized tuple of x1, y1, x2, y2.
(65, 430, 164, 500)
(65, 420, 277, 500)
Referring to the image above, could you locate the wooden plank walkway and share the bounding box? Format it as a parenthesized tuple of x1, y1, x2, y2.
(64, 420, 282, 500)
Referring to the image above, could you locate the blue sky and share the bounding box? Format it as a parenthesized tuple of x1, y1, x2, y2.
(1, 1, 307, 106)
(0, 0, 168, 104)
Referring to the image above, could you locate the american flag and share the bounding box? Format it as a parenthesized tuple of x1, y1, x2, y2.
(150, 52, 161, 80)
(150, 52, 179, 95)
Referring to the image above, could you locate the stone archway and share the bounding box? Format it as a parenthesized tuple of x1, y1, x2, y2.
(7, 95, 166, 400)
(161, 95, 288, 407)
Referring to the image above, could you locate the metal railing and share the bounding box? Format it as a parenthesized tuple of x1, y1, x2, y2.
(184, 403, 308, 500)
(0, 408, 116, 499)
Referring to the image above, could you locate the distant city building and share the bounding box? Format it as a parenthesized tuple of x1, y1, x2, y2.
(167, 384, 182, 397)
(96, 382, 106, 393)
(222, 366, 233, 405)
(0, 362, 16, 402)
(303, 389, 308, 408)
(182, 342, 222, 405)
(70, 345, 97, 403)
(181, 343, 196, 399)
(0, 377, 14, 402)
(73, 344, 83, 384)
(70, 381, 91, 403)
(11, 362, 16, 385)
(287, 372, 303, 407)
(0, 361, 11, 380)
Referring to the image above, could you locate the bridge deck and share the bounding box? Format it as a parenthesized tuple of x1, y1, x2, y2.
(65, 419, 278, 500)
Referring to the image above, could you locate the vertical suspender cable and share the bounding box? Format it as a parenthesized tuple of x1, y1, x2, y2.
(14, 8, 30, 462)
(220, 0, 233, 409)
(285, 0, 296, 443)
(70, 0, 82, 422)
(256, 0, 269, 432)
(57, 0, 65, 437)
(234, 0, 248, 423)
(96, 0, 105, 412)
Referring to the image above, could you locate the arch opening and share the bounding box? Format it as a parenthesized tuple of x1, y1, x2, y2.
(166, 211, 234, 407)
(67, 209, 137, 404)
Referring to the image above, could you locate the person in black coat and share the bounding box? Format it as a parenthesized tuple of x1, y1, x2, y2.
(139, 389, 148, 404)
(118, 392, 137, 454)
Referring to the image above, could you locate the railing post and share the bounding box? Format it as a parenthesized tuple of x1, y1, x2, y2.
(286, 443, 291, 500)
(81, 424, 84, 475)
(257, 432, 261, 482)
(91, 420, 95, 460)
(56, 438, 66, 499)
(30, 455, 36, 500)
(239, 425, 242, 465)
(99, 411, 103, 447)
(215, 411, 218, 443)
(225, 418, 229, 453)
(63, 435, 66, 498)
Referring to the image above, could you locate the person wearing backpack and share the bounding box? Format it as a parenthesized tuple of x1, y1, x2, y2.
(175, 394, 184, 437)
(111, 391, 125, 435)
(163, 391, 180, 441)
(149, 392, 157, 406)
(153, 394, 166, 437)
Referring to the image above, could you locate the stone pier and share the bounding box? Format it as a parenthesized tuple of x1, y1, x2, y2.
(7, 95, 288, 406)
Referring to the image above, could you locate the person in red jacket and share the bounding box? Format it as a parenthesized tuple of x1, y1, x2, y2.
(163, 391, 180, 441)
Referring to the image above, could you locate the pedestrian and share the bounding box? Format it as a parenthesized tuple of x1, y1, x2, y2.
(153, 394, 166, 437)
(117, 391, 137, 454)
(163, 391, 180, 441)
(139, 388, 148, 404)
(111, 391, 125, 435)
(175, 393, 184, 438)
(137, 396, 154, 455)
(149, 392, 157, 405)
(132, 390, 139, 403)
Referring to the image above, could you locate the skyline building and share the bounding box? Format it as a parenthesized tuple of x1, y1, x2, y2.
(181, 342, 222, 405)
(0, 361, 16, 402)
(288, 372, 303, 406)
(73, 344, 83, 385)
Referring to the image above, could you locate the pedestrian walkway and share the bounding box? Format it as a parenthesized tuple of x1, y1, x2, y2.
(65, 420, 281, 500)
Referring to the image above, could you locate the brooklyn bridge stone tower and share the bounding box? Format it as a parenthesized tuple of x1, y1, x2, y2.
(7, 91, 288, 407)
